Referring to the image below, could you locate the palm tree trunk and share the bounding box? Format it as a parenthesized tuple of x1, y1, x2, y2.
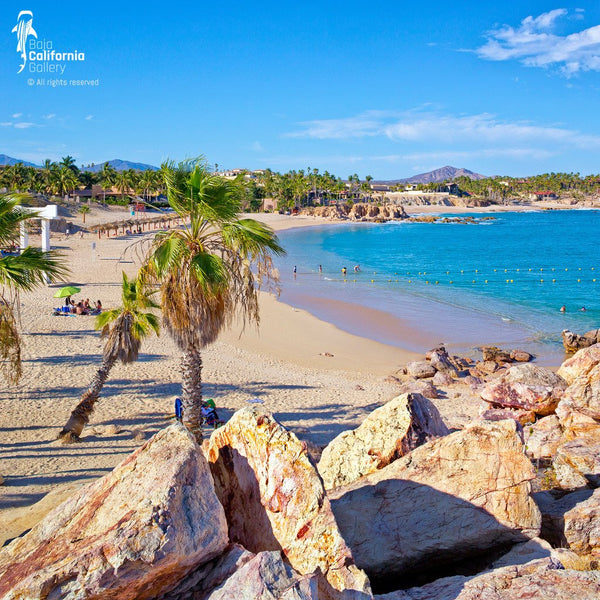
(58, 354, 117, 443)
(181, 348, 203, 442)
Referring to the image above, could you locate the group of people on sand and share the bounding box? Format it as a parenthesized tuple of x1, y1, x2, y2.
(55, 296, 102, 316)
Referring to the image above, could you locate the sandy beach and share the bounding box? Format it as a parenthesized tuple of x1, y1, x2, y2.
(0, 201, 576, 543)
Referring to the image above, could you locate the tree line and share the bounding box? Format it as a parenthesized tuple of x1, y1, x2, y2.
(0, 158, 381, 211)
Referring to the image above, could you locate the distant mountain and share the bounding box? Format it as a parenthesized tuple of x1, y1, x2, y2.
(381, 166, 486, 185)
(0, 154, 39, 167)
(85, 159, 158, 173)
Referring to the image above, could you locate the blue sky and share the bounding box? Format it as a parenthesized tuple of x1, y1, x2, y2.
(1, 1, 600, 179)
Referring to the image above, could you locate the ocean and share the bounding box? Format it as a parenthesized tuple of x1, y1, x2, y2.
(273, 210, 600, 365)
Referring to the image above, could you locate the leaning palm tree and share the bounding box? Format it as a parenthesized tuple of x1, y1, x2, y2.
(58, 272, 160, 442)
(0, 193, 69, 383)
(140, 159, 284, 440)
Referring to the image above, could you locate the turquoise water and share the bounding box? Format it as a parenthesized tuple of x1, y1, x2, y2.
(275, 210, 600, 364)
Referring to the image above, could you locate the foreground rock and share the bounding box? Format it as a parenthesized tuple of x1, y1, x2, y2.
(480, 364, 567, 416)
(317, 393, 449, 490)
(562, 329, 600, 354)
(0, 424, 228, 600)
(207, 408, 371, 600)
(329, 420, 541, 586)
(374, 558, 600, 599)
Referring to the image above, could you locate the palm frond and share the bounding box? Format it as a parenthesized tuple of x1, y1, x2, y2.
(0, 248, 69, 290)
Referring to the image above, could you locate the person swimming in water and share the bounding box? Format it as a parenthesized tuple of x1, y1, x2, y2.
(560, 305, 566, 313)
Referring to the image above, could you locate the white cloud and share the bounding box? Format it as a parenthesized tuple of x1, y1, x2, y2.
(0, 122, 12, 127)
(12, 112, 22, 118)
(476, 9, 600, 75)
(85, 115, 93, 120)
(43, 113, 56, 119)
(250, 141, 264, 152)
(13, 122, 36, 129)
(288, 109, 600, 149)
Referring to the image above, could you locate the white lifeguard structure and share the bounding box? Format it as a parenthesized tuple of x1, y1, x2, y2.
(19, 204, 58, 283)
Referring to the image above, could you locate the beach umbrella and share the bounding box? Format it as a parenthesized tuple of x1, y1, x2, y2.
(53, 285, 81, 298)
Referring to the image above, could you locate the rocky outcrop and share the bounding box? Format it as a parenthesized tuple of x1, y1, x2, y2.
(562, 329, 600, 354)
(523, 415, 563, 460)
(305, 203, 407, 223)
(480, 364, 567, 416)
(329, 420, 541, 585)
(206, 408, 371, 600)
(317, 393, 449, 490)
(374, 558, 600, 599)
(0, 424, 228, 600)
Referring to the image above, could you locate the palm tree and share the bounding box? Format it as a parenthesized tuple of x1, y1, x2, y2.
(0, 193, 69, 383)
(58, 272, 160, 442)
(50, 166, 79, 199)
(115, 170, 132, 204)
(140, 159, 285, 440)
(59, 155, 79, 174)
(78, 204, 90, 223)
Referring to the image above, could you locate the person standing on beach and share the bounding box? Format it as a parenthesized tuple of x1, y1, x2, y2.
(342, 267, 347, 276)
(319, 264, 322, 273)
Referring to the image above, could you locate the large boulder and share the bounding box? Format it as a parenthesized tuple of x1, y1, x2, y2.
(562, 329, 600, 354)
(317, 393, 449, 490)
(533, 489, 599, 554)
(523, 415, 563, 460)
(206, 408, 371, 600)
(0, 424, 228, 600)
(329, 420, 541, 586)
(557, 344, 600, 385)
(480, 364, 567, 416)
(556, 346, 600, 438)
(553, 436, 600, 489)
(562, 487, 600, 557)
(374, 558, 600, 600)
